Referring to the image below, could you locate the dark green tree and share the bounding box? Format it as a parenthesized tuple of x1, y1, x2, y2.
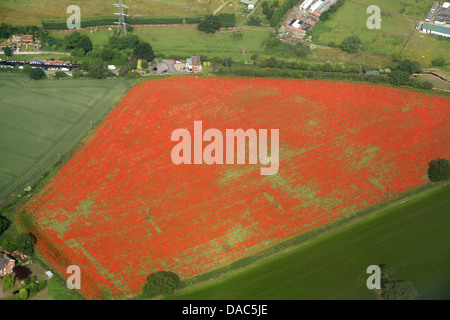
(382, 281, 418, 300)
(88, 60, 110, 79)
(340, 36, 362, 54)
(198, 15, 221, 34)
(397, 59, 420, 74)
(389, 70, 410, 85)
(133, 42, 155, 61)
(427, 158, 450, 182)
(79, 35, 93, 53)
(63, 31, 81, 50)
(29, 68, 45, 80)
(15, 232, 35, 255)
(0, 215, 11, 235)
(3, 45, 13, 57)
(143, 271, 181, 297)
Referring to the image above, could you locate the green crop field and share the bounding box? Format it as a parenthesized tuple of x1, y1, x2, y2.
(169, 184, 450, 300)
(311, 0, 450, 64)
(0, 73, 133, 203)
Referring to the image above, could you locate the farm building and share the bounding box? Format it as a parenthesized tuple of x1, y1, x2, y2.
(286, 19, 306, 34)
(0, 252, 15, 277)
(240, 0, 258, 10)
(435, 2, 450, 25)
(300, 0, 314, 10)
(425, 1, 440, 22)
(22, 35, 34, 43)
(191, 56, 202, 73)
(309, 0, 324, 13)
(421, 22, 450, 37)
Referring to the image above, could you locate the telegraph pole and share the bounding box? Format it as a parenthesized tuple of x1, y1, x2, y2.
(114, 0, 128, 35)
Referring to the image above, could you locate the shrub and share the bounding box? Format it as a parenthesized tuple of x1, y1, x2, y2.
(427, 158, 450, 182)
(198, 15, 221, 34)
(29, 68, 45, 80)
(142, 271, 180, 297)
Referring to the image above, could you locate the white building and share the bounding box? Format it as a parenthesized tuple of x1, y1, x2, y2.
(300, 0, 314, 10)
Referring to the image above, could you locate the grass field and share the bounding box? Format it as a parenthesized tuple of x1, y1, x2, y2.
(169, 184, 450, 300)
(0, 74, 133, 203)
(0, 0, 270, 26)
(311, 0, 450, 64)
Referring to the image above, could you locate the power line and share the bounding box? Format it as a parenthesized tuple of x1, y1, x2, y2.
(114, 0, 128, 35)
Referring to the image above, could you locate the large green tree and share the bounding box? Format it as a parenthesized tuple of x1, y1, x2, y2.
(29, 68, 45, 80)
(428, 158, 450, 182)
(340, 36, 362, 54)
(3, 45, 12, 57)
(142, 271, 180, 297)
(79, 35, 93, 53)
(198, 15, 221, 34)
(133, 42, 155, 61)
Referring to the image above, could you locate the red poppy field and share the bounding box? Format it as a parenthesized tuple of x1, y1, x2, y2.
(18, 78, 449, 299)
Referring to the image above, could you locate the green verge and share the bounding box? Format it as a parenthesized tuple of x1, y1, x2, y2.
(167, 183, 450, 300)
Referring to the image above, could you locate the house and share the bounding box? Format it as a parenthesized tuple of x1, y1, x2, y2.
(422, 22, 450, 38)
(286, 19, 306, 34)
(0, 252, 15, 277)
(191, 56, 202, 73)
(22, 35, 34, 43)
(240, 0, 258, 10)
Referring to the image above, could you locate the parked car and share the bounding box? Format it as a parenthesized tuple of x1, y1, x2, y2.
(162, 69, 168, 74)
(12, 290, 19, 295)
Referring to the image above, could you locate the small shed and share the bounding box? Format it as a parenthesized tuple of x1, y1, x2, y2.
(45, 270, 53, 279)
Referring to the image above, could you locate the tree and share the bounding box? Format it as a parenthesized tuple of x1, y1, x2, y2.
(88, 60, 110, 79)
(198, 15, 221, 34)
(133, 42, 155, 61)
(388, 70, 410, 86)
(427, 158, 450, 182)
(0, 215, 10, 235)
(1, 274, 14, 290)
(79, 35, 93, 53)
(3, 45, 12, 57)
(14, 265, 32, 280)
(397, 59, 420, 74)
(142, 271, 180, 297)
(15, 232, 35, 256)
(341, 36, 362, 54)
(382, 281, 418, 300)
(19, 288, 29, 300)
(64, 31, 81, 50)
(29, 68, 45, 80)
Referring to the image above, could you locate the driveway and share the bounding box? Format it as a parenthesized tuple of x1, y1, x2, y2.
(156, 59, 185, 74)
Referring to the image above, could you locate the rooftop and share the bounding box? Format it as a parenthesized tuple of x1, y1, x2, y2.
(422, 22, 450, 34)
